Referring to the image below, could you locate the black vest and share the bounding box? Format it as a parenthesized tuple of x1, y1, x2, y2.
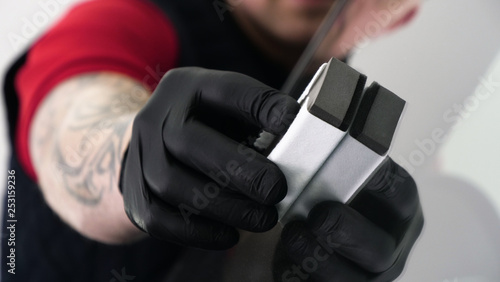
(1, 0, 291, 281)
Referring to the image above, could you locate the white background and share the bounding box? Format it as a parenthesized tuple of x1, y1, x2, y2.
(1, 0, 500, 281)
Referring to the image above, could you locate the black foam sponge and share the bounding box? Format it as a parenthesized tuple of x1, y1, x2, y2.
(307, 57, 366, 131)
(350, 82, 406, 155)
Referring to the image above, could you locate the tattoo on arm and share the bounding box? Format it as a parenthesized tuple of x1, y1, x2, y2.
(34, 73, 149, 205)
(53, 119, 129, 205)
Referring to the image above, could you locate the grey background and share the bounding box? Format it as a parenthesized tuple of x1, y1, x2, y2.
(1, 0, 500, 281)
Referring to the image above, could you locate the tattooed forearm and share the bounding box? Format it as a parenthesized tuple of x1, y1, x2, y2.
(30, 72, 150, 242)
(52, 73, 148, 204)
(53, 117, 130, 205)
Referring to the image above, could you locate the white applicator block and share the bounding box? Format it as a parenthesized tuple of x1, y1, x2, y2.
(281, 83, 406, 223)
(269, 57, 367, 220)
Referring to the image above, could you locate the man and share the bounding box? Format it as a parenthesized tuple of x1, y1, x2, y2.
(2, 0, 422, 281)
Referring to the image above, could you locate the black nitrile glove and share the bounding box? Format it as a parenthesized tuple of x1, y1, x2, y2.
(119, 67, 300, 250)
(274, 158, 424, 282)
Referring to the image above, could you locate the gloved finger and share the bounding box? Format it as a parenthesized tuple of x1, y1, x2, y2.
(122, 173, 239, 250)
(281, 221, 368, 282)
(155, 68, 298, 136)
(350, 158, 420, 236)
(146, 157, 279, 232)
(371, 206, 424, 282)
(306, 202, 398, 273)
(195, 69, 300, 135)
(197, 106, 261, 143)
(163, 120, 287, 205)
(142, 192, 239, 250)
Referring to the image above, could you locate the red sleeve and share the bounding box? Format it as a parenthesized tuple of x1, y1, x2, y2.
(14, 0, 179, 181)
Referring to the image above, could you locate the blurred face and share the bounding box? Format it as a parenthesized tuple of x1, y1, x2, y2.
(233, 0, 421, 63)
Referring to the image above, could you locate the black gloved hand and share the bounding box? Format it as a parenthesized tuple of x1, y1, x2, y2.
(119, 67, 300, 250)
(274, 158, 424, 282)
